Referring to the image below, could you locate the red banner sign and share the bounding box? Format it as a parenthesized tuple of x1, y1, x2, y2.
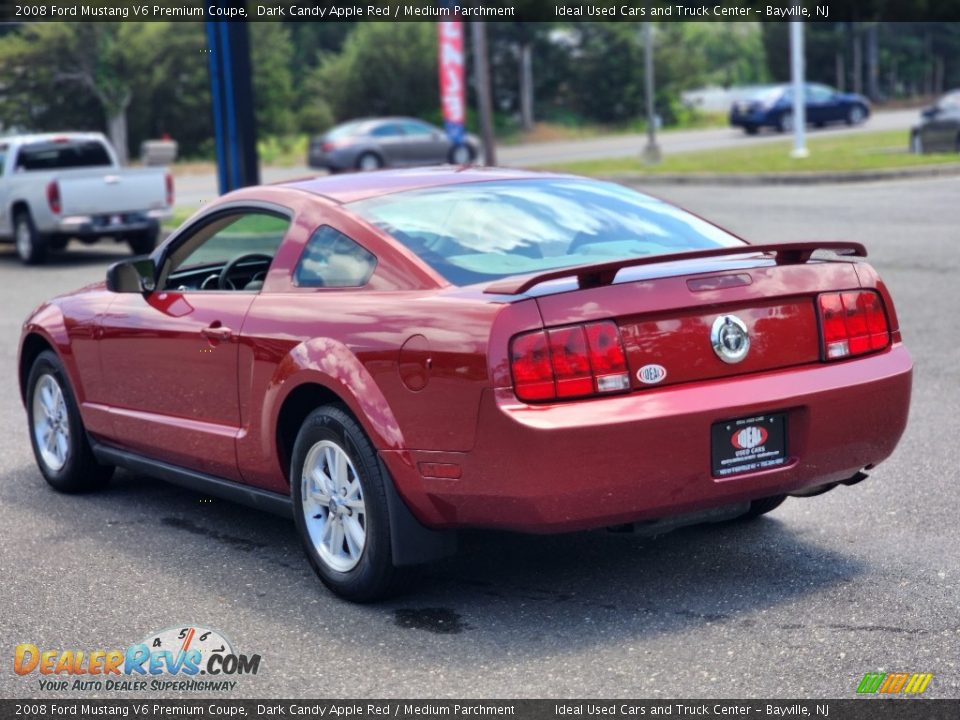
(438, 21, 465, 144)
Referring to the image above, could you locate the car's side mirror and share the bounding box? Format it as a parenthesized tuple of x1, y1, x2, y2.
(106, 256, 157, 294)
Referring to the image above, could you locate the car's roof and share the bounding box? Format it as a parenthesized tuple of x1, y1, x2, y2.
(279, 166, 574, 204)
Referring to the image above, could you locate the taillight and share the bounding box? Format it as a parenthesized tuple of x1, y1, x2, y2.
(511, 321, 630, 402)
(818, 290, 889, 360)
(584, 321, 630, 392)
(548, 326, 593, 398)
(510, 330, 555, 401)
(46, 181, 61, 214)
(165, 172, 174, 207)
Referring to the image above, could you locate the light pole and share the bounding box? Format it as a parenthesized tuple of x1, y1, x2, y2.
(642, 20, 660, 164)
(790, 21, 809, 159)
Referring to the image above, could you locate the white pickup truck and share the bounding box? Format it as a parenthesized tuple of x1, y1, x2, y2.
(0, 132, 173, 264)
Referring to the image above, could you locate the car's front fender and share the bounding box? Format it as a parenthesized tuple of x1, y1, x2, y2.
(18, 301, 72, 404)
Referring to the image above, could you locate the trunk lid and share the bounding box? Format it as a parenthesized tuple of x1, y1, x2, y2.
(532, 258, 861, 389)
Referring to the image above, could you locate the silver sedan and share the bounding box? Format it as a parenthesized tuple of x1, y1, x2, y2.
(308, 117, 481, 172)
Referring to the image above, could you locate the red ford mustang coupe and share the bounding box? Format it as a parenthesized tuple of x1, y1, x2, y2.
(19, 168, 912, 600)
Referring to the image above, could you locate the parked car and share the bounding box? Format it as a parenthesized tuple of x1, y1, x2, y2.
(308, 118, 480, 172)
(730, 84, 871, 135)
(910, 90, 960, 154)
(0, 132, 173, 264)
(19, 168, 912, 601)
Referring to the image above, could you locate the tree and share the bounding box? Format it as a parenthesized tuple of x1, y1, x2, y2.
(305, 23, 438, 122)
(125, 23, 211, 158)
(0, 23, 151, 164)
(249, 23, 297, 138)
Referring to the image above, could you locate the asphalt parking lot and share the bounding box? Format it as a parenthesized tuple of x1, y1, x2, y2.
(1, 175, 957, 699)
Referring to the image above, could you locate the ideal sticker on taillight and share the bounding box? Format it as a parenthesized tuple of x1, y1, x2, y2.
(637, 364, 667, 385)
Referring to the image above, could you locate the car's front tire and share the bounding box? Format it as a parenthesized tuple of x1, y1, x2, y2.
(291, 405, 407, 602)
(26, 350, 114, 492)
(14, 210, 48, 265)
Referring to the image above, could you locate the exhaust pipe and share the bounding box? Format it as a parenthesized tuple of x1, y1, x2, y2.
(789, 469, 869, 498)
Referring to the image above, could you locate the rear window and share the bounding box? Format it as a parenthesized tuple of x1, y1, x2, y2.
(348, 179, 744, 287)
(15, 140, 112, 171)
(327, 121, 369, 140)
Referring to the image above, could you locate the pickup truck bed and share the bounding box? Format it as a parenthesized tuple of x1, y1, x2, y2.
(0, 132, 173, 264)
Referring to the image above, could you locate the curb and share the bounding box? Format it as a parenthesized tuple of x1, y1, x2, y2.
(601, 163, 960, 186)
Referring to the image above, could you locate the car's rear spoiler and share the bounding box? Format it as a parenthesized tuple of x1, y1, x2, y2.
(483, 241, 867, 295)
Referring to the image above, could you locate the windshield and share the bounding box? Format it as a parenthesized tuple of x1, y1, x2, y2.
(349, 178, 744, 286)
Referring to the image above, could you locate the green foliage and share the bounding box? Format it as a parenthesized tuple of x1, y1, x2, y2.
(547, 130, 960, 176)
(5, 19, 960, 165)
(306, 23, 439, 122)
(250, 23, 296, 137)
(126, 23, 211, 158)
(682, 22, 771, 87)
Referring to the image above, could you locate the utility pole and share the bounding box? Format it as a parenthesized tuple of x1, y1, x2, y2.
(641, 20, 660, 164)
(789, 21, 808, 159)
(471, 21, 497, 166)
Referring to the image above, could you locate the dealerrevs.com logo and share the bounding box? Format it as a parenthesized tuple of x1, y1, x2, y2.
(857, 672, 933, 695)
(14, 626, 261, 692)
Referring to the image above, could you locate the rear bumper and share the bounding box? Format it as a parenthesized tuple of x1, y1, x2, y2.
(385, 345, 912, 532)
(54, 211, 166, 237)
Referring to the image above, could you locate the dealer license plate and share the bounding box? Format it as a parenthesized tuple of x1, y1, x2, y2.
(711, 413, 787, 477)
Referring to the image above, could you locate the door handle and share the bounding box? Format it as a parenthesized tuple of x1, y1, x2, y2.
(201, 323, 233, 342)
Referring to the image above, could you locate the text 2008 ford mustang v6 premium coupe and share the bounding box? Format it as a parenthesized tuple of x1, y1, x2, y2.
(19, 168, 912, 600)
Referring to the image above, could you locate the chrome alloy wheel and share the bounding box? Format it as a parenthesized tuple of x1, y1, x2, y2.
(32, 374, 70, 471)
(301, 440, 367, 572)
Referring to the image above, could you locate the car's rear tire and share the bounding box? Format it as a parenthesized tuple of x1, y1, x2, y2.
(743, 125, 759, 136)
(291, 405, 407, 602)
(736, 494, 787, 521)
(26, 350, 114, 493)
(356, 152, 383, 172)
(14, 210, 48, 265)
(449, 144, 474, 164)
(127, 222, 160, 255)
(846, 104, 867, 126)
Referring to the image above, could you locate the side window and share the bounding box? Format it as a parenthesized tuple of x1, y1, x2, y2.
(163, 211, 290, 291)
(295, 226, 377, 288)
(371, 124, 404, 138)
(808, 85, 833, 102)
(401, 121, 434, 137)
